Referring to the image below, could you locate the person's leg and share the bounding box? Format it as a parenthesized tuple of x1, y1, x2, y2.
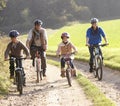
(70, 60, 76, 77)
(9, 59, 15, 79)
(61, 58, 65, 77)
(41, 51, 47, 77)
(88, 47, 94, 72)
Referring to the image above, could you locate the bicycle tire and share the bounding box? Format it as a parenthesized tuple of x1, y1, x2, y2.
(96, 56, 103, 81)
(66, 69, 72, 86)
(36, 62, 40, 83)
(40, 71, 42, 80)
(17, 71, 23, 95)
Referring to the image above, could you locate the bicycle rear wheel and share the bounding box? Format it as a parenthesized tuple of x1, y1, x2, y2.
(97, 56, 103, 81)
(17, 71, 23, 95)
(66, 69, 72, 86)
(36, 61, 40, 83)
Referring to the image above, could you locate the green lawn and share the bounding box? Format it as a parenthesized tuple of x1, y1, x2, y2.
(48, 19, 120, 70)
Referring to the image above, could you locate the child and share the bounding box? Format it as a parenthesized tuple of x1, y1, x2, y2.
(56, 32, 77, 77)
(4, 30, 30, 82)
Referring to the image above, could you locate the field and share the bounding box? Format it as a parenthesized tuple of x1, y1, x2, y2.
(48, 19, 120, 70)
(0, 37, 11, 97)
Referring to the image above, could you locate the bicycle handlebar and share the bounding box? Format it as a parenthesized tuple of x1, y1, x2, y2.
(6, 57, 27, 61)
(88, 43, 108, 47)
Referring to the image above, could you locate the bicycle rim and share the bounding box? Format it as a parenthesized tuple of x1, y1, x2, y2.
(97, 57, 103, 81)
(66, 69, 72, 86)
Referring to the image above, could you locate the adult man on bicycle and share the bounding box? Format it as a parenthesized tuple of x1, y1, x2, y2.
(86, 18, 108, 72)
(26, 19, 48, 77)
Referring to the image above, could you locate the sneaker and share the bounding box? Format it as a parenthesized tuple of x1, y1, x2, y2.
(43, 74, 47, 77)
(89, 68, 93, 73)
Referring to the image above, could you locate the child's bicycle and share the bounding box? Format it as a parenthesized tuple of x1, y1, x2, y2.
(8, 57, 26, 95)
(32, 46, 43, 83)
(60, 52, 75, 86)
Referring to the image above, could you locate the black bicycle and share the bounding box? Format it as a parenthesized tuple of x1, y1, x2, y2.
(9, 57, 26, 95)
(91, 44, 107, 81)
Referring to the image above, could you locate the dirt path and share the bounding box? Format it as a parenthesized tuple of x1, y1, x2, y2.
(0, 60, 92, 106)
(48, 56, 120, 106)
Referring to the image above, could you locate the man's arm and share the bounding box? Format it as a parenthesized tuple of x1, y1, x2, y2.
(42, 29, 48, 51)
(26, 29, 33, 49)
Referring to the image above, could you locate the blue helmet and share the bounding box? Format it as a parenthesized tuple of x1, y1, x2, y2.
(9, 30, 19, 38)
(34, 19, 43, 26)
(90, 18, 99, 24)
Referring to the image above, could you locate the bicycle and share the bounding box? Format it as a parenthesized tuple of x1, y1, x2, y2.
(60, 52, 75, 86)
(90, 44, 107, 81)
(32, 46, 43, 83)
(9, 57, 26, 95)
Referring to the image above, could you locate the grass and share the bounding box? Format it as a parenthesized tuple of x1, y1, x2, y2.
(0, 37, 11, 98)
(48, 19, 120, 71)
(47, 59, 115, 106)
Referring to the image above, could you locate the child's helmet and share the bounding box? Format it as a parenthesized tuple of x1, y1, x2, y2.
(61, 32, 70, 39)
(9, 30, 19, 38)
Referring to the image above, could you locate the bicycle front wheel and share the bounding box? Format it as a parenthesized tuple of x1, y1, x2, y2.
(97, 56, 103, 81)
(17, 71, 23, 95)
(66, 69, 72, 86)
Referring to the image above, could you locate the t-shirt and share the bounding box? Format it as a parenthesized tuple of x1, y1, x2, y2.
(86, 27, 106, 44)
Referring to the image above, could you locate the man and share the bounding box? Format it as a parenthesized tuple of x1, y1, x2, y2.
(86, 18, 108, 72)
(26, 19, 48, 77)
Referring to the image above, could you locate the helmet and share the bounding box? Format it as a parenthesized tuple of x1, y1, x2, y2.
(34, 19, 43, 26)
(9, 30, 19, 38)
(90, 18, 99, 24)
(61, 32, 70, 39)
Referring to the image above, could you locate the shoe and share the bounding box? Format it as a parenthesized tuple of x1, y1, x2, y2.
(10, 75, 14, 79)
(89, 68, 93, 73)
(43, 74, 47, 77)
(72, 69, 77, 77)
(60, 68, 65, 78)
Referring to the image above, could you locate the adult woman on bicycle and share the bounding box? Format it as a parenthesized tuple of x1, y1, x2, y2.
(56, 32, 77, 77)
(86, 18, 108, 72)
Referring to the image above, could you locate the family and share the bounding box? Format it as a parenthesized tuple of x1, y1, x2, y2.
(4, 18, 108, 85)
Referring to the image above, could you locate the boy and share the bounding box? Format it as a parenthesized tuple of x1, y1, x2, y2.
(56, 32, 77, 77)
(4, 30, 30, 81)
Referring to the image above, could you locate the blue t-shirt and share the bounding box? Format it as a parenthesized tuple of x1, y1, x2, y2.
(86, 27, 105, 44)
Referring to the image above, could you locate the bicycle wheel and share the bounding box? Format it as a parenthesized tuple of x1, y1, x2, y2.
(66, 69, 72, 86)
(96, 56, 103, 81)
(36, 59, 40, 83)
(17, 71, 23, 95)
(40, 70, 43, 80)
